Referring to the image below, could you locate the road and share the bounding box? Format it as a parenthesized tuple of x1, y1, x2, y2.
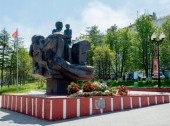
(0, 97, 170, 126)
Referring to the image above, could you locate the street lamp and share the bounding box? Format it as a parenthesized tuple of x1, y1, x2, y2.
(151, 32, 165, 88)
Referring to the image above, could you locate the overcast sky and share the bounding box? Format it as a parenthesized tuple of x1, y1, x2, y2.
(0, 0, 170, 49)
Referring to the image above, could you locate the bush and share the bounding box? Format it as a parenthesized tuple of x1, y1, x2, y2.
(162, 79, 170, 87)
(118, 81, 133, 86)
(107, 80, 119, 87)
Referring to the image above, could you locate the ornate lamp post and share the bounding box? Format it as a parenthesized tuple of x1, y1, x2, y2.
(151, 32, 165, 88)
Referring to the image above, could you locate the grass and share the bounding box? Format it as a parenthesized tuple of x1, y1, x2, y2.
(0, 81, 46, 95)
(107, 79, 170, 88)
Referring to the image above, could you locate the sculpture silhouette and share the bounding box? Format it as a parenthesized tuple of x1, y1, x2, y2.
(29, 22, 93, 95)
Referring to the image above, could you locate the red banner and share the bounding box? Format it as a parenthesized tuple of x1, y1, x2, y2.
(153, 58, 158, 77)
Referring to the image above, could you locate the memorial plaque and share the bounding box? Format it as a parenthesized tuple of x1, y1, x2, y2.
(95, 99, 106, 109)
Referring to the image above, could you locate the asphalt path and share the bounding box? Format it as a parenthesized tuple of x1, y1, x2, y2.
(0, 97, 170, 126)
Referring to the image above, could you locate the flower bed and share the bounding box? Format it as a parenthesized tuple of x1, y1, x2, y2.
(67, 81, 128, 97)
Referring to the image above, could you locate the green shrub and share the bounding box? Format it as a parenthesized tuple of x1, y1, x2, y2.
(118, 81, 133, 86)
(162, 79, 170, 87)
(107, 80, 119, 87)
(138, 81, 144, 87)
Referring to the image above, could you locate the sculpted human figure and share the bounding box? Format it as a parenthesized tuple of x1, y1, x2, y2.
(52, 21, 63, 34)
(64, 24, 72, 61)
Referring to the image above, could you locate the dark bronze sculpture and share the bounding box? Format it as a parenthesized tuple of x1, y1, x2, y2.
(52, 21, 63, 34)
(29, 22, 93, 95)
(64, 24, 72, 61)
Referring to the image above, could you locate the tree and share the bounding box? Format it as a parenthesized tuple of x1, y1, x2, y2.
(105, 24, 117, 50)
(0, 28, 32, 87)
(0, 28, 11, 87)
(126, 31, 141, 71)
(105, 26, 133, 80)
(79, 25, 103, 66)
(116, 28, 132, 79)
(161, 16, 170, 69)
(85, 25, 103, 46)
(18, 47, 32, 84)
(136, 14, 154, 80)
(93, 44, 114, 80)
(105, 25, 119, 79)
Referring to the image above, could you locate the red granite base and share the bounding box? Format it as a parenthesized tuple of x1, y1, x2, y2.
(1, 94, 170, 121)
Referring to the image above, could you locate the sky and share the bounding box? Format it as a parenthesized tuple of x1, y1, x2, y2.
(0, 0, 170, 49)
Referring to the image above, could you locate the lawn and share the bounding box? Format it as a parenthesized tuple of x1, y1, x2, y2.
(0, 81, 46, 95)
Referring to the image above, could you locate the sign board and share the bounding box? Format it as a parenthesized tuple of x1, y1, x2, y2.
(95, 99, 106, 109)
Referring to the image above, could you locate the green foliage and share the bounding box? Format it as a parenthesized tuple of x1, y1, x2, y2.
(115, 28, 132, 78)
(0, 28, 33, 87)
(105, 25, 117, 50)
(136, 14, 154, 78)
(105, 26, 134, 79)
(162, 79, 170, 87)
(79, 25, 104, 66)
(18, 47, 32, 84)
(107, 80, 119, 87)
(93, 44, 114, 80)
(36, 79, 46, 89)
(161, 16, 170, 69)
(0, 29, 11, 87)
(106, 79, 170, 88)
(86, 49, 94, 66)
(86, 25, 103, 46)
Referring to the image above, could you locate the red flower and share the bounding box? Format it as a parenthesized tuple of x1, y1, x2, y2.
(67, 82, 80, 94)
(82, 82, 95, 92)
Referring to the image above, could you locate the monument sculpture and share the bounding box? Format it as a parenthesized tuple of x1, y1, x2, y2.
(29, 21, 93, 95)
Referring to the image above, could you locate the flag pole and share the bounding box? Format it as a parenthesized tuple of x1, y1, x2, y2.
(12, 29, 19, 91)
(16, 29, 18, 87)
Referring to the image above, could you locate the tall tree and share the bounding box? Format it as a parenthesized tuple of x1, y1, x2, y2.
(136, 14, 154, 80)
(161, 16, 170, 69)
(86, 25, 103, 46)
(0, 28, 10, 87)
(79, 25, 103, 66)
(18, 47, 32, 84)
(105, 25, 117, 50)
(116, 28, 132, 78)
(93, 44, 114, 80)
(105, 25, 119, 79)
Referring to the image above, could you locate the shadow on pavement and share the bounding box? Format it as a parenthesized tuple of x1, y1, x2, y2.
(1, 104, 166, 126)
(0, 108, 63, 126)
(0, 107, 132, 126)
